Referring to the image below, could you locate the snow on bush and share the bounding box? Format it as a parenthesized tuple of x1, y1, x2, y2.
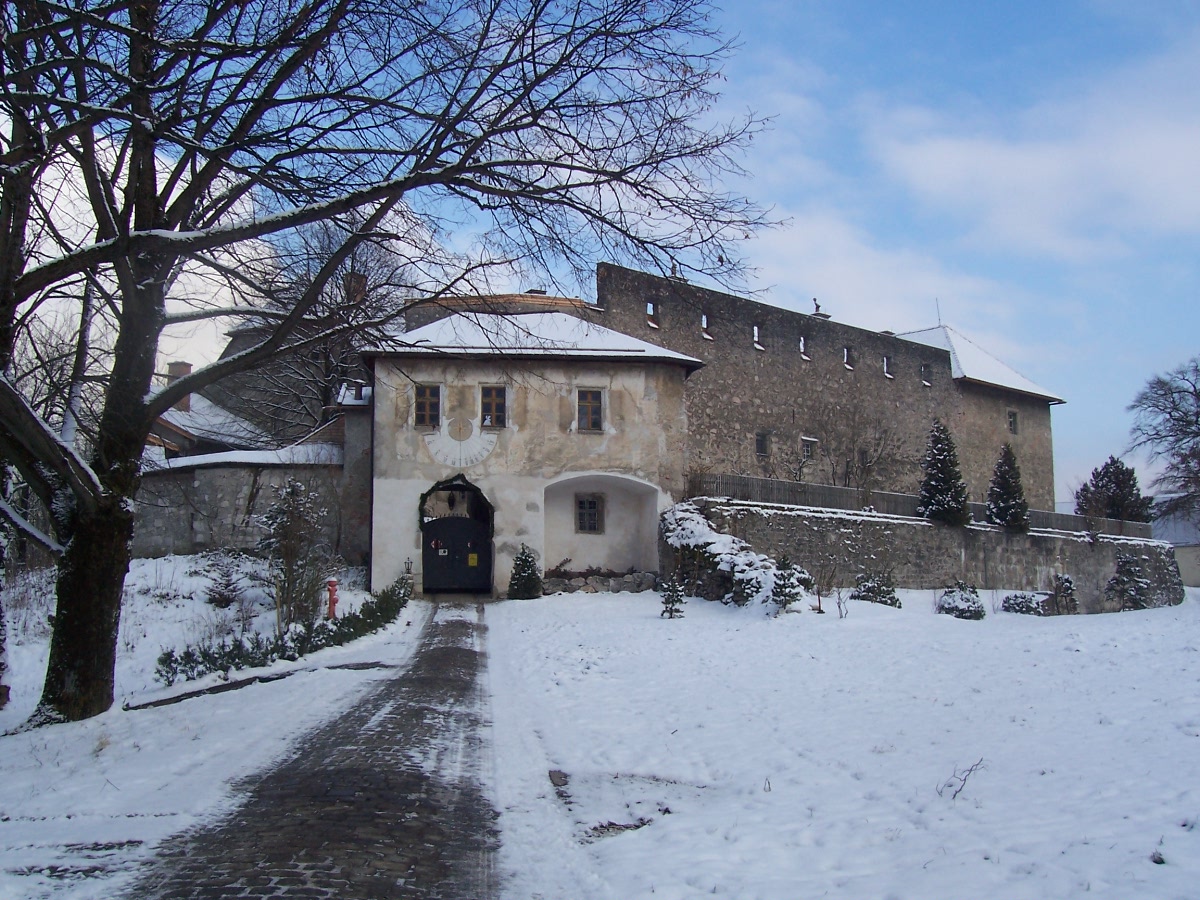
(661, 502, 793, 607)
(1001, 592, 1047, 616)
(935, 580, 985, 620)
(849, 572, 901, 608)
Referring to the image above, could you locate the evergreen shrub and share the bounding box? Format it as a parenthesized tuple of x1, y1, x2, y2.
(659, 573, 685, 618)
(1001, 592, 1046, 616)
(156, 574, 413, 686)
(849, 572, 901, 608)
(507, 544, 543, 599)
(935, 581, 985, 620)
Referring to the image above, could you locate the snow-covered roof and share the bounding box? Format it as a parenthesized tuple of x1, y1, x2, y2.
(143, 442, 342, 472)
(157, 393, 274, 448)
(365, 312, 703, 372)
(899, 325, 1064, 404)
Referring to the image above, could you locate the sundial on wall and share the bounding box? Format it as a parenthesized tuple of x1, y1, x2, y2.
(423, 417, 498, 467)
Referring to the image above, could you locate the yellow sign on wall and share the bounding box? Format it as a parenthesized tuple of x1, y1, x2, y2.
(468, 553, 478, 567)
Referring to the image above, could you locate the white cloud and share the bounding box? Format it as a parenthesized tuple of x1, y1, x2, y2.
(868, 29, 1200, 260)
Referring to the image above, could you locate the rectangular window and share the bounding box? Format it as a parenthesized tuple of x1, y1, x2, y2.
(799, 335, 810, 360)
(755, 431, 770, 457)
(415, 384, 440, 427)
(481, 385, 506, 428)
(920, 363, 931, 386)
(753, 324, 765, 350)
(843, 346, 855, 369)
(577, 389, 603, 431)
(1008, 410, 1019, 435)
(576, 494, 605, 533)
(801, 438, 817, 461)
(701, 313, 713, 340)
(646, 301, 659, 328)
(883, 355, 893, 378)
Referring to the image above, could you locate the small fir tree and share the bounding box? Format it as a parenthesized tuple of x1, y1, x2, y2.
(1105, 553, 1152, 610)
(849, 572, 901, 608)
(1047, 573, 1078, 616)
(770, 555, 806, 613)
(507, 544, 543, 599)
(258, 479, 337, 636)
(1074, 456, 1154, 523)
(659, 573, 685, 618)
(986, 443, 1030, 532)
(935, 580, 985, 620)
(917, 420, 971, 526)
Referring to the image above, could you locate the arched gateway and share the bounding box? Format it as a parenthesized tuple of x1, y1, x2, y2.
(418, 475, 494, 593)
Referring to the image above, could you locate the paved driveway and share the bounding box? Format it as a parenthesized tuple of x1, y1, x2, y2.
(125, 600, 498, 900)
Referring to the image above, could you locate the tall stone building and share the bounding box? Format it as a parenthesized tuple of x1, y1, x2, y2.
(593, 263, 1063, 510)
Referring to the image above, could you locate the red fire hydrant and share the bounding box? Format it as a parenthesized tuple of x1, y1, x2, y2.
(326, 578, 339, 619)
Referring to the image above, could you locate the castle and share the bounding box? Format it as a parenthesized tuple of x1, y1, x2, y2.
(135, 263, 1075, 597)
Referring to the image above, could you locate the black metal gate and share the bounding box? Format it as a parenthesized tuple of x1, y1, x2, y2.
(422, 516, 493, 593)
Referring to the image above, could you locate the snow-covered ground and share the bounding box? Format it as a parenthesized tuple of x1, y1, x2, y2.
(0, 556, 429, 899)
(487, 589, 1200, 900)
(1, 560, 1198, 900)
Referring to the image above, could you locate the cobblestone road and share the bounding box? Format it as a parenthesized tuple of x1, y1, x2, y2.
(124, 600, 498, 900)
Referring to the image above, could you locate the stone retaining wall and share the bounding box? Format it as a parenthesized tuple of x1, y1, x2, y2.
(679, 499, 1183, 613)
(542, 571, 658, 595)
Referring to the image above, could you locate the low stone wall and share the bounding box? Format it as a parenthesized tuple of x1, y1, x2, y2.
(133, 464, 347, 559)
(542, 571, 658, 595)
(680, 499, 1183, 613)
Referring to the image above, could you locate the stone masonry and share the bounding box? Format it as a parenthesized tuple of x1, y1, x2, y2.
(594, 263, 1058, 510)
(688, 499, 1184, 613)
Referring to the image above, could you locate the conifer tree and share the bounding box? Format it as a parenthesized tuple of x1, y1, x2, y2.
(1105, 553, 1152, 610)
(917, 420, 971, 526)
(986, 443, 1030, 532)
(1074, 456, 1154, 523)
(507, 544, 543, 600)
(659, 573, 685, 618)
(770, 555, 806, 613)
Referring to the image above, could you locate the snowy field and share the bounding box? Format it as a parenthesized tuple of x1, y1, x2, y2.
(487, 590, 1200, 900)
(1, 559, 1198, 900)
(0, 557, 429, 900)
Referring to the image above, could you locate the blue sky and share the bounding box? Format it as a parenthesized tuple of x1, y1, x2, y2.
(702, 0, 1200, 502)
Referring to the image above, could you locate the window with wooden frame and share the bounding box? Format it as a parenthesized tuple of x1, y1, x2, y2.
(414, 384, 440, 427)
(575, 494, 605, 533)
(577, 389, 603, 431)
(481, 385, 506, 428)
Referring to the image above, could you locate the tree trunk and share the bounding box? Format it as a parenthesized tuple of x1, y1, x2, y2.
(35, 497, 134, 722)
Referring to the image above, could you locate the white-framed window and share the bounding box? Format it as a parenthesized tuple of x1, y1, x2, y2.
(577, 388, 603, 431)
(481, 385, 506, 428)
(801, 437, 818, 461)
(414, 384, 440, 428)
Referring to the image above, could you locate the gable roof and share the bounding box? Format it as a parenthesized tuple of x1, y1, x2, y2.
(899, 324, 1064, 404)
(157, 393, 275, 449)
(365, 311, 703, 373)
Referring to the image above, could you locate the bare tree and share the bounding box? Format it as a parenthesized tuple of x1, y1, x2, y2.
(1129, 357, 1200, 524)
(0, 0, 765, 722)
(809, 398, 912, 503)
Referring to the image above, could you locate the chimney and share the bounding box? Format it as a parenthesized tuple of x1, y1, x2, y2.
(166, 360, 192, 412)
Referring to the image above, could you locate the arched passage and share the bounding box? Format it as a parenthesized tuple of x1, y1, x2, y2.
(419, 475, 494, 593)
(543, 474, 661, 575)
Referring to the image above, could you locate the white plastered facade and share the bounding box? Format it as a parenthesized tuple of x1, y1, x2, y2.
(369, 351, 692, 595)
